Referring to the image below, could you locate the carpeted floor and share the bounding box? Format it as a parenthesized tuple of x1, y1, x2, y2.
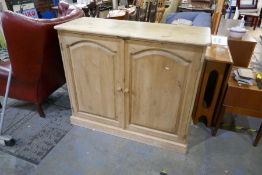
(0, 86, 72, 164)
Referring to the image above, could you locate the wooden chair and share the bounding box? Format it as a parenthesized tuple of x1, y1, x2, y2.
(211, 0, 224, 35)
(131, 0, 165, 22)
(211, 11, 222, 34)
(155, 0, 166, 23)
(236, 0, 260, 30)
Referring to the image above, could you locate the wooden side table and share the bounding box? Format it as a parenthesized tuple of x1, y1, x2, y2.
(192, 44, 233, 127)
(213, 67, 262, 146)
(227, 35, 257, 67)
(217, 18, 257, 67)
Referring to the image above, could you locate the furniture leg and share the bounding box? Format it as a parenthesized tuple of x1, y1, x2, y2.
(36, 104, 45, 118)
(253, 122, 262, 146)
(253, 16, 258, 30)
(251, 16, 255, 27)
(212, 105, 225, 136)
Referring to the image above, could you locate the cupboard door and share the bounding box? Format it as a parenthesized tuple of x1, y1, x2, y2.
(60, 34, 124, 127)
(125, 41, 203, 141)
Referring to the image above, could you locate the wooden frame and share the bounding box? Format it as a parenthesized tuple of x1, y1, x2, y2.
(55, 18, 210, 152)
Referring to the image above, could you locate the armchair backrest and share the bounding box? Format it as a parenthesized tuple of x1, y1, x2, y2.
(237, 0, 258, 10)
(1, 7, 84, 83)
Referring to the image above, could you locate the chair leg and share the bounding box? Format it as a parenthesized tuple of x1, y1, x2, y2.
(253, 122, 262, 146)
(36, 104, 45, 118)
(253, 16, 258, 30)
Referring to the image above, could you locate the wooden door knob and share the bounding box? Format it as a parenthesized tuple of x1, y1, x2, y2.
(124, 88, 129, 93)
(117, 87, 123, 92)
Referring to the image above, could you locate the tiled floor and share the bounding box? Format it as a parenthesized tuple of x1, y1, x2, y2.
(0, 28, 262, 175)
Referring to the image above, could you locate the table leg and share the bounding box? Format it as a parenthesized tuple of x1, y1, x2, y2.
(212, 105, 225, 136)
(253, 16, 258, 30)
(253, 122, 262, 146)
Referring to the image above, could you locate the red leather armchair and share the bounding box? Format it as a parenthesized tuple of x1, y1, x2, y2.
(0, 6, 84, 117)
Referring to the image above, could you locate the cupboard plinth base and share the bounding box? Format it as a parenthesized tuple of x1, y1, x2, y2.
(71, 115, 187, 153)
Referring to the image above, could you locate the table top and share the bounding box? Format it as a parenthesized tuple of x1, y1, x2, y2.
(55, 17, 211, 46)
(205, 45, 233, 64)
(228, 66, 260, 92)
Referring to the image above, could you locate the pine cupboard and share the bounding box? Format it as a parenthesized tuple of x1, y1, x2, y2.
(55, 18, 210, 152)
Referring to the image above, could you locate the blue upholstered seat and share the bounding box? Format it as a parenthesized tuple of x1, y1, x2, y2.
(165, 12, 211, 27)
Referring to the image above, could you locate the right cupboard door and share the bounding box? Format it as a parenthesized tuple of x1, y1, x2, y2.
(125, 41, 204, 143)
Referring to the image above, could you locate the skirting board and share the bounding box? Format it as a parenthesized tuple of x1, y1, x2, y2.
(71, 115, 187, 153)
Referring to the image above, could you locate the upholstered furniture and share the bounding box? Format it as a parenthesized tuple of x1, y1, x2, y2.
(0, 6, 84, 117)
(166, 12, 211, 27)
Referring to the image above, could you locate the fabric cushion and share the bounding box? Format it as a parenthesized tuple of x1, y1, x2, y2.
(192, 12, 211, 27)
(171, 18, 193, 26)
(166, 12, 199, 24)
(165, 12, 211, 27)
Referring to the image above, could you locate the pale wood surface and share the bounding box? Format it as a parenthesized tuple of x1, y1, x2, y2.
(55, 17, 211, 46)
(58, 33, 125, 127)
(71, 116, 187, 153)
(126, 41, 203, 137)
(205, 45, 233, 63)
(56, 18, 209, 151)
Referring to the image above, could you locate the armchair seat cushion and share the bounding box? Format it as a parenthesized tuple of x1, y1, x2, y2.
(165, 12, 211, 27)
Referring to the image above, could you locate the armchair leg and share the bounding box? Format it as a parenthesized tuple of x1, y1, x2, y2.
(36, 104, 45, 118)
(253, 122, 262, 146)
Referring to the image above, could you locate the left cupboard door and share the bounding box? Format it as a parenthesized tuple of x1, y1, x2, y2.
(59, 33, 125, 128)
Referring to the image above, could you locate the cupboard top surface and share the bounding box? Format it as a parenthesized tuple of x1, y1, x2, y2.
(55, 17, 211, 46)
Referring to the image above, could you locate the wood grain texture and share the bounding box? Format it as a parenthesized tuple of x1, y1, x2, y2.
(58, 33, 125, 127)
(193, 45, 233, 127)
(55, 17, 211, 46)
(205, 45, 233, 64)
(56, 19, 209, 151)
(124, 41, 205, 143)
(130, 46, 190, 133)
(228, 38, 256, 67)
(71, 115, 188, 153)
